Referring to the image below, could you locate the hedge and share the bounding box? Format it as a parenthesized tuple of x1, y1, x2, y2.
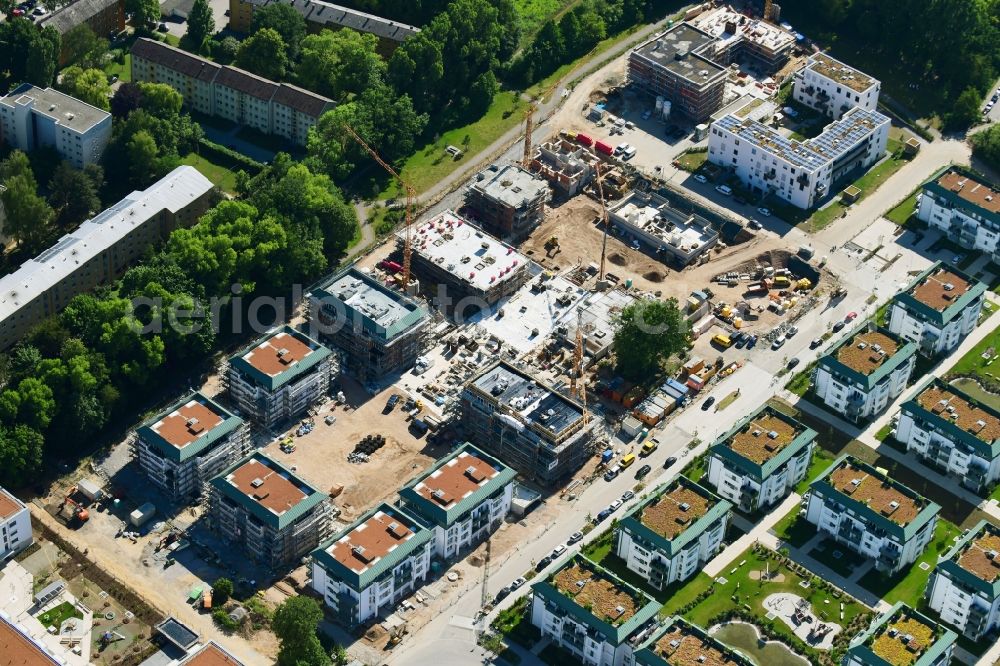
(196, 138, 265, 174)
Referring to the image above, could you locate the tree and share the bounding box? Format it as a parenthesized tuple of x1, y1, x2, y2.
(212, 578, 233, 605)
(136, 82, 183, 118)
(111, 82, 144, 118)
(125, 0, 160, 27)
(0, 150, 35, 183)
(272, 597, 330, 666)
(185, 0, 214, 49)
(60, 66, 112, 110)
(250, 3, 306, 59)
(211, 36, 239, 64)
(0, 425, 45, 488)
(25, 25, 60, 87)
(948, 86, 983, 130)
(48, 162, 102, 227)
(1, 174, 54, 249)
(126, 130, 160, 186)
(236, 28, 289, 80)
(972, 124, 1000, 171)
(296, 29, 386, 100)
(62, 24, 108, 68)
(612, 299, 689, 381)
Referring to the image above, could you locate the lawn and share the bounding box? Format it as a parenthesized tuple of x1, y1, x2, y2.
(680, 454, 707, 483)
(946, 320, 1000, 383)
(181, 152, 238, 194)
(786, 363, 815, 397)
(796, 447, 836, 495)
(884, 188, 922, 226)
(103, 52, 132, 83)
(514, 0, 580, 45)
(677, 149, 708, 172)
(581, 528, 614, 563)
(37, 601, 83, 631)
(771, 509, 818, 549)
(857, 520, 962, 608)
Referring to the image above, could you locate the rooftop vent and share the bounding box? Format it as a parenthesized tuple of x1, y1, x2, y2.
(857, 342, 867, 350)
(669, 639, 681, 649)
(987, 549, 998, 560)
(679, 502, 691, 512)
(612, 605, 626, 617)
(767, 430, 779, 439)
(250, 478, 264, 488)
(352, 545, 372, 562)
(943, 282, 955, 291)
(752, 429, 762, 437)
(575, 579, 587, 589)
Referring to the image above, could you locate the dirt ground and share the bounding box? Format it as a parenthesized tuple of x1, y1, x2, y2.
(262, 376, 449, 523)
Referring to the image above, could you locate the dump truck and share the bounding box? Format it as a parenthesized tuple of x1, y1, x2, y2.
(773, 275, 791, 288)
(745, 279, 771, 296)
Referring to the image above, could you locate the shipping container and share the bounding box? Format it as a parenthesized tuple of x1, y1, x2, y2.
(130, 502, 156, 527)
(77, 479, 103, 502)
(594, 141, 614, 156)
(575, 133, 593, 147)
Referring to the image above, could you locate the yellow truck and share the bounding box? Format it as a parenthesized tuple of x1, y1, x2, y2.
(641, 437, 659, 456)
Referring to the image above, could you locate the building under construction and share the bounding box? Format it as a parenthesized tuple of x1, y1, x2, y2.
(553, 288, 637, 366)
(465, 164, 550, 241)
(460, 361, 596, 487)
(608, 191, 719, 268)
(689, 5, 796, 73)
(208, 452, 333, 568)
(530, 139, 599, 198)
(307, 266, 430, 382)
(402, 211, 531, 318)
(133, 392, 251, 503)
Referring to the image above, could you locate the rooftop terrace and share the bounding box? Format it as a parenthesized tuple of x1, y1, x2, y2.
(915, 383, 1000, 444)
(471, 361, 584, 437)
(808, 52, 877, 93)
(229, 327, 330, 390)
(828, 462, 921, 526)
(956, 525, 1000, 584)
(835, 330, 900, 375)
(935, 170, 1000, 215)
(908, 267, 972, 312)
(639, 483, 714, 540)
(551, 561, 641, 627)
(148, 396, 225, 450)
(726, 413, 800, 464)
(326, 506, 422, 576)
(633, 23, 727, 84)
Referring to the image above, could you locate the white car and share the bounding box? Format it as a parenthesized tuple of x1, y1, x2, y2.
(694, 174, 708, 184)
(551, 544, 567, 558)
(771, 336, 786, 350)
(757, 207, 771, 217)
(608, 499, 623, 512)
(510, 577, 527, 590)
(716, 184, 733, 196)
(614, 142, 628, 155)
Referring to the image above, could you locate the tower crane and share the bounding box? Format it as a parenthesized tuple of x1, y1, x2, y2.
(344, 124, 416, 289)
(595, 162, 612, 281)
(763, 0, 774, 22)
(571, 309, 590, 425)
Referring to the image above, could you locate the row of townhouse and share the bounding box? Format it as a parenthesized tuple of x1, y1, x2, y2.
(310, 443, 516, 629)
(130, 38, 334, 146)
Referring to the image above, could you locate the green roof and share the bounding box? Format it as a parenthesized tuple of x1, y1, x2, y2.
(921, 165, 1000, 229)
(846, 602, 956, 666)
(310, 265, 429, 343)
(618, 476, 732, 558)
(900, 377, 1000, 460)
(312, 503, 432, 590)
(228, 325, 332, 391)
(210, 452, 328, 531)
(633, 616, 755, 666)
(709, 404, 817, 481)
(891, 261, 986, 328)
(934, 520, 1000, 600)
(136, 392, 244, 463)
(398, 442, 516, 529)
(817, 323, 916, 391)
(809, 455, 940, 541)
(531, 554, 660, 645)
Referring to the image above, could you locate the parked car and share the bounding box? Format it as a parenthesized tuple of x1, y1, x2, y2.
(771, 336, 786, 350)
(734, 195, 747, 205)
(846, 311, 858, 321)
(716, 184, 733, 196)
(494, 586, 511, 603)
(596, 508, 612, 522)
(701, 396, 716, 411)
(787, 357, 801, 369)
(603, 466, 620, 482)
(747, 218, 762, 230)
(608, 499, 623, 512)
(551, 544, 567, 558)
(810, 338, 823, 349)
(641, 110, 652, 120)
(663, 456, 678, 469)
(746, 335, 758, 349)
(786, 325, 799, 338)
(510, 577, 526, 590)
(635, 464, 651, 479)
(833, 320, 846, 332)
(757, 207, 771, 217)
(694, 174, 708, 184)
(385, 394, 400, 411)
(535, 555, 552, 571)
(568, 532, 583, 545)
(621, 490, 635, 502)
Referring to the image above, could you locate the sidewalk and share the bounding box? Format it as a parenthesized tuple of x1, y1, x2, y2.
(704, 493, 801, 577)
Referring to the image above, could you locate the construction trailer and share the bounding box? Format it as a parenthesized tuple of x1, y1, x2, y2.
(465, 164, 550, 242)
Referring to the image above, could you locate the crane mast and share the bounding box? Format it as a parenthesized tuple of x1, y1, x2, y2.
(595, 162, 611, 281)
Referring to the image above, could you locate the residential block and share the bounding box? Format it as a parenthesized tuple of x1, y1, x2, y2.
(917, 167, 1000, 261)
(793, 52, 880, 119)
(927, 520, 1000, 642)
(465, 164, 550, 242)
(0, 486, 32, 562)
(633, 616, 754, 666)
(888, 262, 985, 357)
(844, 602, 955, 666)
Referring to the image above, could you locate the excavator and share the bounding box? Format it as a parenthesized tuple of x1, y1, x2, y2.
(59, 487, 89, 526)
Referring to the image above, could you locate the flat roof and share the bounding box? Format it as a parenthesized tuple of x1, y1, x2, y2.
(471, 361, 584, 436)
(0, 84, 109, 133)
(0, 486, 25, 520)
(411, 449, 500, 508)
(689, 6, 795, 53)
(935, 170, 1000, 215)
(956, 526, 1000, 584)
(0, 616, 60, 666)
(908, 267, 972, 312)
(807, 52, 877, 93)
(246, 0, 420, 41)
(726, 413, 799, 464)
(469, 164, 549, 210)
(212, 453, 327, 530)
(650, 625, 745, 666)
(179, 642, 245, 666)
(405, 210, 529, 293)
(154, 618, 199, 650)
(313, 266, 426, 340)
(632, 23, 727, 84)
(640, 483, 714, 540)
(609, 191, 718, 252)
(325, 505, 423, 576)
(871, 613, 936, 666)
(828, 462, 921, 526)
(149, 397, 223, 449)
(551, 560, 642, 626)
(229, 326, 331, 391)
(916, 383, 1000, 444)
(835, 330, 900, 375)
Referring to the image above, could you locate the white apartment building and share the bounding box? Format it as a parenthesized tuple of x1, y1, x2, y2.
(614, 477, 731, 589)
(793, 52, 880, 119)
(844, 603, 956, 666)
(0, 165, 216, 351)
(530, 555, 661, 666)
(131, 38, 334, 146)
(806, 456, 940, 575)
(706, 403, 817, 513)
(0, 84, 111, 167)
(917, 167, 1000, 261)
(813, 323, 917, 423)
(888, 262, 985, 357)
(398, 444, 516, 559)
(708, 106, 889, 209)
(927, 520, 1000, 642)
(134, 392, 251, 502)
(225, 326, 335, 428)
(897, 378, 1000, 493)
(0, 486, 32, 561)
(311, 503, 432, 629)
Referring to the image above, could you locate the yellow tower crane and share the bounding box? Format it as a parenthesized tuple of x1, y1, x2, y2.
(595, 162, 612, 281)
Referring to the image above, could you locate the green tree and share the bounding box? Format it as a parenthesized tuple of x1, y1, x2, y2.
(1, 174, 54, 249)
(296, 29, 386, 99)
(111, 82, 144, 118)
(0, 425, 45, 488)
(212, 578, 233, 605)
(612, 299, 689, 381)
(211, 36, 239, 64)
(48, 161, 102, 227)
(236, 27, 289, 80)
(125, 0, 160, 26)
(136, 82, 183, 118)
(972, 123, 1000, 171)
(62, 24, 108, 68)
(388, 31, 444, 114)
(25, 25, 60, 87)
(250, 2, 306, 59)
(185, 0, 215, 49)
(60, 66, 112, 110)
(0, 150, 34, 183)
(272, 597, 330, 666)
(948, 86, 983, 129)
(126, 130, 161, 186)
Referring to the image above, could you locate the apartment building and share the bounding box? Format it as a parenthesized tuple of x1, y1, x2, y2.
(888, 262, 985, 357)
(530, 138, 598, 198)
(225, 326, 334, 428)
(609, 190, 719, 268)
(844, 602, 956, 666)
(530, 555, 661, 666)
(311, 503, 432, 629)
(708, 106, 890, 209)
(398, 443, 516, 559)
(916, 167, 1000, 261)
(229, 0, 419, 47)
(133, 392, 251, 503)
(0, 614, 63, 666)
(1, 486, 32, 562)
(37, 0, 125, 64)
(614, 476, 731, 590)
(465, 164, 550, 242)
(0, 166, 216, 351)
(176, 642, 246, 666)
(793, 52, 880, 120)
(897, 378, 1000, 493)
(131, 39, 334, 146)
(633, 616, 753, 666)
(460, 360, 596, 486)
(806, 456, 941, 575)
(689, 5, 796, 73)
(813, 323, 917, 423)
(307, 266, 429, 382)
(0, 84, 111, 167)
(208, 452, 332, 567)
(706, 403, 817, 512)
(927, 520, 1000, 642)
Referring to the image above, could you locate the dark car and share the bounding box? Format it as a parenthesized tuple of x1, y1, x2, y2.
(747, 335, 758, 349)
(747, 219, 762, 230)
(568, 531, 583, 545)
(494, 586, 511, 603)
(833, 320, 847, 332)
(787, 357, 801, 369)
(701, 396, 716, 411)
(634, 464, 651, 479)
(663, 455, 678, 469)
(596, 508, 612, 522)
(385, 394, 400, 411)
(734, 195, 748, 205)
(810, 338, 823, 349)
(535, 555, 553, 571)
(734, 334, 748, 349)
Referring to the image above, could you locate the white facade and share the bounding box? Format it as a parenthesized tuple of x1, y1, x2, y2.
(898, 412, 1000, 491)
(926, 522, 1000, 641)
(530, 595, 631, 666)
(707, 445, 812, 510)
(0, 85, 111, 168)
(928, 568, 1000, 642)
(916, 169, 1000, 260)
(793, 52, 880, 119)
(813, 359, 913, 422)
(887, 263, 985, 357)
(614, 515, 727, 589)
(0, 488, 32, 561)
(889, 297, 981, 356)
(431, 484, 512, 560)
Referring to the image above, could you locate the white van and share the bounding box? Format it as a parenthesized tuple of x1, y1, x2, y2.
(716, 184, 733, 196)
